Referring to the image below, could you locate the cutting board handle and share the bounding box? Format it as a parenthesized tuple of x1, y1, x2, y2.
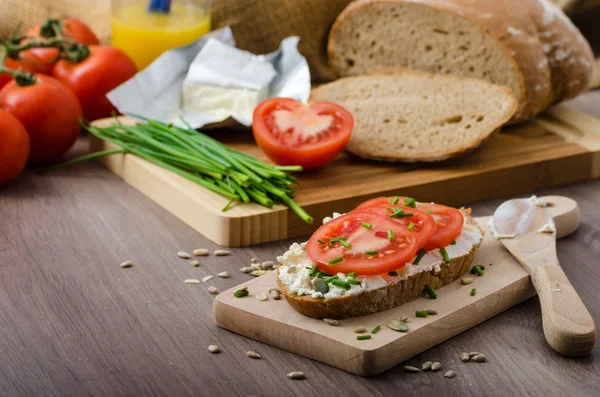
(532, 196, 595, 356)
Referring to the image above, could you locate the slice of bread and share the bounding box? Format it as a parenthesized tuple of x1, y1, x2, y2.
(277, 209, 483, 319)
(310, 69, 517, 162)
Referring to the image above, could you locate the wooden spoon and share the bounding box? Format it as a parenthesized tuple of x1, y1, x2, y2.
(491, 195, 595, 356)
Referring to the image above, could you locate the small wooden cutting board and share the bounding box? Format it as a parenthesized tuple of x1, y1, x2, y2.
(213, 196, 576, 376)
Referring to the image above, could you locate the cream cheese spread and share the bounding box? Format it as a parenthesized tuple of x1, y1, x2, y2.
(277, 216, 483, 300)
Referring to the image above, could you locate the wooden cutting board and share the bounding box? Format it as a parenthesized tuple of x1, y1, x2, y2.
(90, 105, 600, 247)
(212, 196, 577, 376)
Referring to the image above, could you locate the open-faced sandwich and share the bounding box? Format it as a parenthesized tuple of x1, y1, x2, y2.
(277, 197, 484, 319)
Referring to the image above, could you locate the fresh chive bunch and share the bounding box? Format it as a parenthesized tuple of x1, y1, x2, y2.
(57, 117, 313, 223)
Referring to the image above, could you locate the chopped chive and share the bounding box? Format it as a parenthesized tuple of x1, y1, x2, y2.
(346, 272, 356, 278)
(348, 280, 361, 285)
(424, 285, 437, 299)
(470, 288, 477, 296)
(328, 256, 344, 265)
(331, 279, 350, 290)
(371, 325, 381, 334)
(234, 290, 249, 298)
(389, 208, 413, 219)
(323, 275, 339, 283)
(426, 209, 433, 214)
(340, 240, 352, 249)
(408, 222, 415, 231)
(361, 222, 373, 229)
(388, 197, 393, 204)
(317, 239, 326, 245)
(366, 250, 379, 256)
(316, 271, 333, 278)
(470, 265, 485, 276)
(416, 310, 428, 318)
(480, 265, 486, 270)
(404, 197, 417, 208)
(388, 229, 395, 241)
(451, 240, 457, 245)
(330, 237, 348, 243)
(413, 248, 427, 265)
(388, 271, 398, 276)
(392, 196, 400, 205)
(386, 207, 392, 211)
(439, 247, 450, 264)
(357, 334, 372, 340)
(309, 265, 318, 277)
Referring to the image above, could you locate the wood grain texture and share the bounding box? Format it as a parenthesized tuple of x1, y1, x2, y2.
(91, 104, 600, 247)
(213, 196, 578, 375)
(1, 93, 600, 396)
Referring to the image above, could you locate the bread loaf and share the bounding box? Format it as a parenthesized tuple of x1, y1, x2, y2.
(310, 69, 517, 162)
(328, 0, 594, 122)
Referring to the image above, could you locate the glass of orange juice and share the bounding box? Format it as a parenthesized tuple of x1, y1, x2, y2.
(111, 0, 211, 70)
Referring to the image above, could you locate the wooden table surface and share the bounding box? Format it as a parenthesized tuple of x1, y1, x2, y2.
(1, 93, 600, 397)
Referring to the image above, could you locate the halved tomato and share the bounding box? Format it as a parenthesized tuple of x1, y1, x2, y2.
(306, 211, 419, 276)
(356, 196, 463, 250)
(252, 98, 353, 170)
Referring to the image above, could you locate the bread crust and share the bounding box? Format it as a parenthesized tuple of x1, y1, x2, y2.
(278, 209, 483, 319)
(328, 0, 594, 123)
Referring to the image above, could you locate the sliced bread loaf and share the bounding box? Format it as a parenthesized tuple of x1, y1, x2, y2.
(309, 69, 517, 162)
(328, 0, 594, 122)
(277, 209, 483, 319)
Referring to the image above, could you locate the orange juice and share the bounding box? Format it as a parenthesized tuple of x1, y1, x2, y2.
(111, 2, 211, 70)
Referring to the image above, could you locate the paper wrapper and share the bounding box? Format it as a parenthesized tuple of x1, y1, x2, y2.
(107, 27, 311, 128)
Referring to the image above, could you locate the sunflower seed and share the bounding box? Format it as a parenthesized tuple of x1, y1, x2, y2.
(247, 351, 261, 359)
(422, 361, 433, 371)
(184, 279, 201, 284)
(269, 290, 281, 300)
(400, 315, 409, 322)
(469, 351, 484, 358)
(261, 261, 275, 269)
(387, 319, 409, 332)
(217, 271, 230, 278)
(404, 366, 420, 373)
(177, 251, 191, 259)
(250, 270, 267, 277)
(202, 275, 213, 282)
(287, 371, 305, 380)
(189, 260, 200, 267)
(286, 266, 298, 274)
(444, 370, 456, 378)
(214, 250, 230, 256)
(208, 286, 219, 294)
(240, 267, 254, 273)
(251, 263, 263, 270)
(234, 286, 248, 293)
(460, 352, 470, 362)
(425, 309, 438, 315)
(323, 318, 339, 326)
(461, 277, 474, 285)
(193, 248, 209, 256)
(268, 287, 280, 293)
(431, 362, 442, 371)
(354, 326, 367, 333)
(251, 257, 259, 263)
(471, 354, 487, 362)
(120, 261, 133, 268)
(208, 345, 220, 353)
(256, 292, 268, 301)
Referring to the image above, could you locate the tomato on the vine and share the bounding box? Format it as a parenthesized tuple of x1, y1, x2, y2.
(0, 74, 82, 163)
(0, 109, 29, 185)
(0, 52, 47, 90)
(306, 211, 420, 276)
(53, 45, 137, 121)
(252, 98, 353, 170)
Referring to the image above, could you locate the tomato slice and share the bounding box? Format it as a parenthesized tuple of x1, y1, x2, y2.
(356, 196, 463, 250)
(359, 204, 436, 250)
(306, 211, 420, 276)
(252, 98, 353, 170)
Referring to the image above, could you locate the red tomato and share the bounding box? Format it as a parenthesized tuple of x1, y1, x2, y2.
(53, 45, 137, 121)
(357, 201, 436, 250)
(357, 197, 463, 251)
(0, 52, 48, 89)
(0, 75, 82, 163)
(252, 98, 353, 170)
(0, 109, 30, 185)
(306, 211, 420, 276)
(24, 18, 100, 73)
